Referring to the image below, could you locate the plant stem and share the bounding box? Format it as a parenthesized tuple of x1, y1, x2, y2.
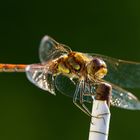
(88, 83, 111, 140)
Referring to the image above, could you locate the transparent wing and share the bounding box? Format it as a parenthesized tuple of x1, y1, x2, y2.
(39, 35, 71, 63)
(25, 64, 56, 95)
(109, 82, 140, 110)
(55, 74, 93, 103)
(88, 53, 140, 88)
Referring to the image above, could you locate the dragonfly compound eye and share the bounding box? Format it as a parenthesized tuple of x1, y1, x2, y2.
(87, 58, 107, 79)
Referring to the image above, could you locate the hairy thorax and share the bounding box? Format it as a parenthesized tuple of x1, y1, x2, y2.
(52, 52, 90, 79)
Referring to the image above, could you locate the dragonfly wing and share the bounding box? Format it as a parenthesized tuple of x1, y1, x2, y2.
(109, 82, 140, 110)
(55, 74, 93, 103)
(39, 36, 71, 63)
(25, 64, 56, 95)
(88, 53, 140, 88)
(55, 74, 76, 97)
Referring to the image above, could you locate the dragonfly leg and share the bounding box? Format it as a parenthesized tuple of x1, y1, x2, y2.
(73, 83, 91, 117)
(80, 101, 92, 117)
(80, 81, 93, 117)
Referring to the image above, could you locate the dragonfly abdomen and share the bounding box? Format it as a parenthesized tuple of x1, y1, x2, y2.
(0, 64, 27, 72)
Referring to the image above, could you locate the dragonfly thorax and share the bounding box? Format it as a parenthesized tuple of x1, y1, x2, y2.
(55, 52, 87, 77)
(87, 58, 107, 80)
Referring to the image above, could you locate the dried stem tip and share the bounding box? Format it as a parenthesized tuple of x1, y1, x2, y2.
(95, 83, 112, 106)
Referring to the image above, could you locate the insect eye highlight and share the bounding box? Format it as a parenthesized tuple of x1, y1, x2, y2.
(87, 58, 107, 78)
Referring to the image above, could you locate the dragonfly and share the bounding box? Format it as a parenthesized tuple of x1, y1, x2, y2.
(0, 35, 140, 116)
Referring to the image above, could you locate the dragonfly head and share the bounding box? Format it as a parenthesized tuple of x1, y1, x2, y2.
(87, 58, 107, 79)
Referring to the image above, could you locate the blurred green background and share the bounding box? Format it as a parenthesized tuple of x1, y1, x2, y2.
(0, 0, 140, 140)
